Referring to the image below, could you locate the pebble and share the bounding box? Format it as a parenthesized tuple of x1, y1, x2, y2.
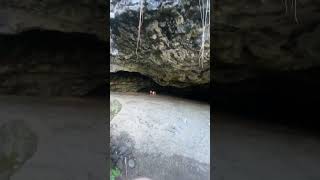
(151, 34, 157, 39)
(128, 159, 135, 168)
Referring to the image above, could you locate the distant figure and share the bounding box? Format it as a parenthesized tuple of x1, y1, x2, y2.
(149, 90, 157, 96)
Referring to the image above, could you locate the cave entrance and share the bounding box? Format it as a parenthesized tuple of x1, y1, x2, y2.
(0, 29, 107, 97)
(111, 71, 210, 102)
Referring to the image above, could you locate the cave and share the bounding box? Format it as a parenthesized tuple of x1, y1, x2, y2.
(0, 1, 111, 179)
(3, 0, 319, 179)
(0, 29, 109, 179)
(213, 0, 320, 179)
(212, 0, 320, 129)
(0, 29, 107, 97)
(111, 71, 210, 102)
(110, 0, 210, 179)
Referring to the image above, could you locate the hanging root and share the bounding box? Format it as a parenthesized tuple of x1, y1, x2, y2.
(136, 0, 144, 58)
(294, 0, 298, 23)
(198, 0, 210, 68)
(283, 0, 299, 23)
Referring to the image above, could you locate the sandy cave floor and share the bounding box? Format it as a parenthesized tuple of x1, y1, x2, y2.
(110, 92, 211, 180)
(214, 112, 320, 180)
(0, 93, 211, 180)
(0, 95, 106, 180)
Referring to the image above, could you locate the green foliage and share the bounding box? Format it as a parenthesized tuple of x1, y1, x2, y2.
(0, 152, 18, 173)
(110, 167, 121, 180)
(110, 99, 122, 121)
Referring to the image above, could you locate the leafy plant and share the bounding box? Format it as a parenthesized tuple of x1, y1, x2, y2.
(110, 167, 121, 180)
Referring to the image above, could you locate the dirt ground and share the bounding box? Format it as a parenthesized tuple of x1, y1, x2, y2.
(0, 94, 210, 180)
(213, 112, 320, 180)
(0, 95, 106, 180)
(110, 92, 210, 180)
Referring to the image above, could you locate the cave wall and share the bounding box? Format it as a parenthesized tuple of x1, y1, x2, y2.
(0, 0, 107, 96)
(110, 0, 210, 88)
(214, 0, 320, 83)
(213, 0, 320, 125)
(0, 0, 106, 41)
(0, 0, 210, 96)
(0, 30, 106, 96)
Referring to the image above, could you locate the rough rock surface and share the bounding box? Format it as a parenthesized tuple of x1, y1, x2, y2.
(0, 0, 106, 40)
(110, 0, 210, 87)
(110, 72, 157, 92)
(214, 0, 320, 83)
(0, 0, 209, 94)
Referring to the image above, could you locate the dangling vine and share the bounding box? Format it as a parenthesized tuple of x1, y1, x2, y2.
(136, 0, 144, 58)
(135, 0, 210, 68)
(198, 0, 210, 68)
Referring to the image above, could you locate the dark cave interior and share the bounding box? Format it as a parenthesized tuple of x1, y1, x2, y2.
(0, 29, 107, 97)
(213, 68, 320, 131)
(110, 71, 210, 102)
(2, 29, 320, 132)
(0, 29, 209, 100)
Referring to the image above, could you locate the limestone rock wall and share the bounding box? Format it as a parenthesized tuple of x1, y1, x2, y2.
(0, 0, 106, 40)
(214, 0, 320, 83)
(110, 0, 210, 87)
